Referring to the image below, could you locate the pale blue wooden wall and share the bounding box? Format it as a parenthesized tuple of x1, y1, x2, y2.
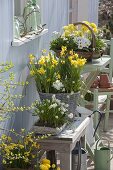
(0, 0, 69, 132)
(0, 0, 99, 133)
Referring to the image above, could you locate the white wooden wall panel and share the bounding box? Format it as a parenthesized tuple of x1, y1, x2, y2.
(88, 0, 99, 25)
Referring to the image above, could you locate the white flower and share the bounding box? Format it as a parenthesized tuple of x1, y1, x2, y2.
(68, 113, 74, 119)
(65, 104, 69, 108)
(61, 107, 67, 112)
(61, 111, 65, 115)
(75, 37, 91, 49)
(71, 91, 74, 95)
(41, 110, 44, 113)
(52, 94, 56, 101)
(53, 80, 64, 91)
(49, 103, 58, 109)
(55, 116, 59, 119)
(62, 88, 65, 92)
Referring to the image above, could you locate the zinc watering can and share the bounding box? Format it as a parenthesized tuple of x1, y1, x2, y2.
(94, 139, 111, 170)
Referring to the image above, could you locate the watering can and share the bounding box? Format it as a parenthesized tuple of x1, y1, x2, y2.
(94, 139, 111, 170)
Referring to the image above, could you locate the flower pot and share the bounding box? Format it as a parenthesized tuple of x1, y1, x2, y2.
(39, 92, 80, 114)
(32, 123, 66, 135)
(99, 74, 111, 88)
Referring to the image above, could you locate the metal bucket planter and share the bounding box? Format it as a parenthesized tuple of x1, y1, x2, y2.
(94, 139, 111, 170)
(32, 123, 66, 135)
(39, 92, 80, 114)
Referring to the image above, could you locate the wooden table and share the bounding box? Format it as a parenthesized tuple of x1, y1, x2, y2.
(38, 117, 90, 170)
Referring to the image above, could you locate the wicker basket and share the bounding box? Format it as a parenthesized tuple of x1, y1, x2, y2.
(73, 22, 100, 62)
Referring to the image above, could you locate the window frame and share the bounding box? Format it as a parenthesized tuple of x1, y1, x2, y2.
(12, 0, 48, 46)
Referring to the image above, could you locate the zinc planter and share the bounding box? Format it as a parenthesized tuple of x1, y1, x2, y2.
(39, 92, 80, 114)
(32, 123, 66, 135)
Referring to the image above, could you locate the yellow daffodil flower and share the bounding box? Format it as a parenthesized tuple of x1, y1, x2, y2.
(37, 67, 46, 75)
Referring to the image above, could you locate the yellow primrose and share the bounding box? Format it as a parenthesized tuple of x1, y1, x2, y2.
(39, 164, 49, 170)
(41, 158, 51, 165)
(63, 25, 69, 31)
(81, 25, 89, 32)
(57, 167, 61, 170)
(83, 21, 90, 26)
(68, 24, 76, 32)
(37, 67, 46, 75)
(93, 28, 98, 33)
(90, 23, 97, 29)
(63, 30, 70, 37)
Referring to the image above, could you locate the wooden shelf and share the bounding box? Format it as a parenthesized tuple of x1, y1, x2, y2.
(11, 29, 48, 47)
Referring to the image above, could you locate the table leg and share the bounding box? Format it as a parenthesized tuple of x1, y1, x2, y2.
(46, 150, 56, 169)
(60, 151, 72, 170)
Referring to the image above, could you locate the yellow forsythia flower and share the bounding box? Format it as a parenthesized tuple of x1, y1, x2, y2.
(29, 54, 35, 64)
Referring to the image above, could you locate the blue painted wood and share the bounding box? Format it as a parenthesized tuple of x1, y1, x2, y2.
(0, 0, 99, 132)
(0, 0, 69, 132)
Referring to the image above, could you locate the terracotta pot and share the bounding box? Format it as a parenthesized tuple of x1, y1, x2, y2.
(99, 74, 111, 88)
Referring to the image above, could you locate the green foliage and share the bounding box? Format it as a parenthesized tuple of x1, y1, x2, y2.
(50, 36, 78, 52)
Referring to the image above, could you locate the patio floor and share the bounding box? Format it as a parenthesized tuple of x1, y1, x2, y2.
(87, 113, 113, 170)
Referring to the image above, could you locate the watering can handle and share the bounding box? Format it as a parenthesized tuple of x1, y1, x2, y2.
(88, 110, 103, 137)
(95, 138, 110, 150)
